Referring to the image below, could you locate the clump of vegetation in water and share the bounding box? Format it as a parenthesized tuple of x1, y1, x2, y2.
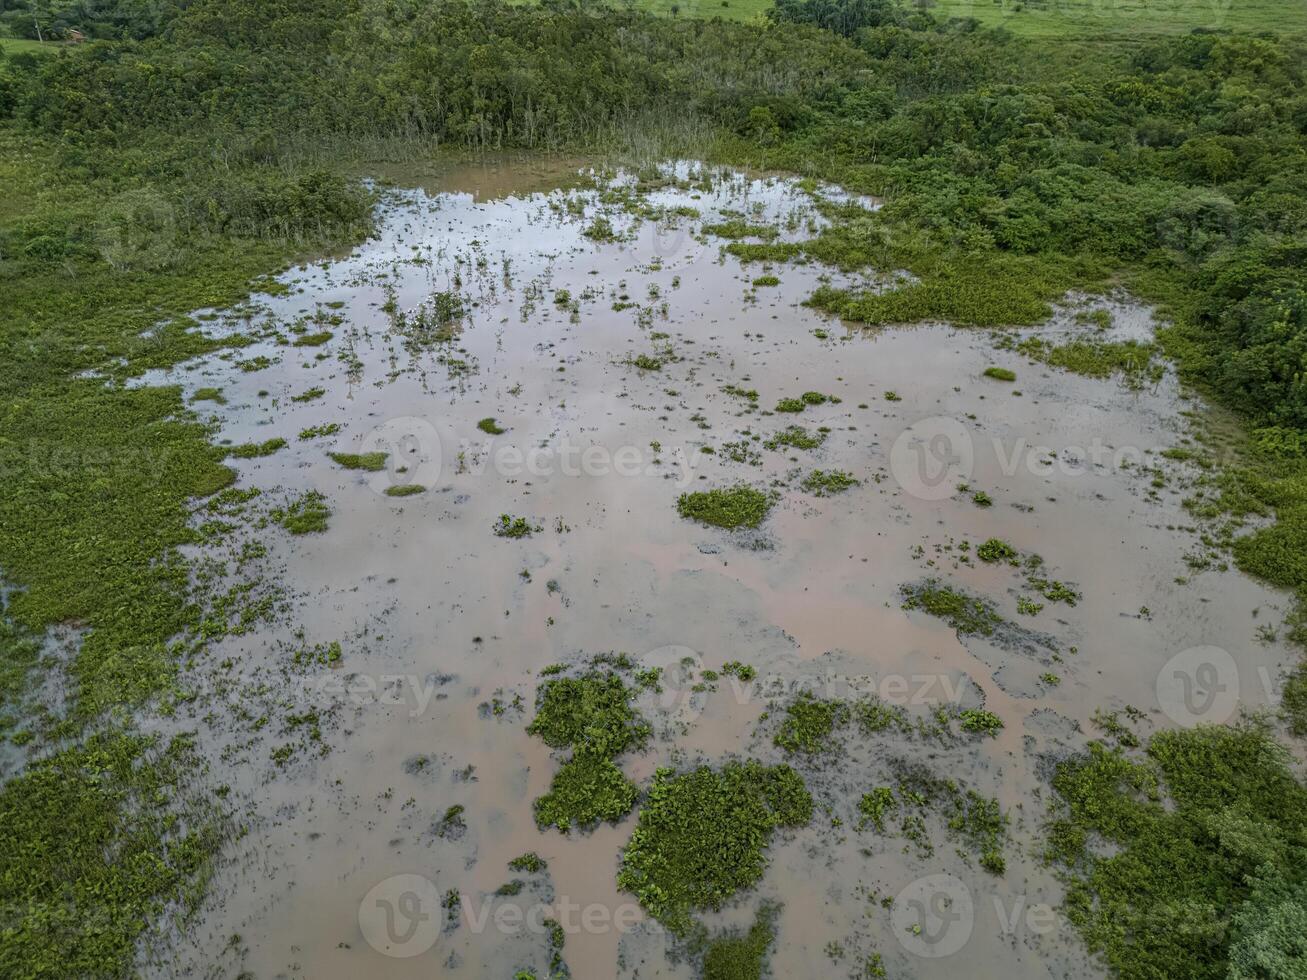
(959, 709, 1004, 736)
(774, 692, 850, 753)
(192, 387, 225, 404)
(971, 489, 993, 507)
(751, 274, 780, 287)
(1046, 722, 1307, 980)
(384, 484, 424, 497)
(721, 660, 756, 681)
(697, 901, 781, 980)
(298, 422, 340, 440)
(494, 515, 540, 538)
(273, 491, 330, 534)
(534, 753, 640, 833)
(527, 670, 650, 833)
(292, 330, 332, 347)
(858, 787, 897, 832)
(527, 671, 651, 758)
(617, 761, 812, 934)
(722, 383, 758, 402)
(291, 386, 326, 403)
(583, 216, 618, 241)
(983, 366, 1016, 382)
(327, 450, 387, 471)
(508, 852, 548, 873)
(627, 354, 663, 371)
(901, 580, 1002, 636)
(477, 417, 506, 435)
(976, 538, 1018, 563)
(228, 437, 286, 458)
(764, 426, 825, 451)
(677, 486, 771, 529)
(702, 221, 777, 239)
(800, 469, 858, 496)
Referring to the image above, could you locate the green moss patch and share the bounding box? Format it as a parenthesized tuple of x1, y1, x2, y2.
(800, 469, 858, 496)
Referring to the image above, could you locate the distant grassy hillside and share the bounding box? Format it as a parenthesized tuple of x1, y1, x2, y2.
(0, 36, 56, 54)
(609, 0, 1304, 33)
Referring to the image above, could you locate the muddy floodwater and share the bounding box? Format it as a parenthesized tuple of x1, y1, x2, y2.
(144, 159, 1296, 979)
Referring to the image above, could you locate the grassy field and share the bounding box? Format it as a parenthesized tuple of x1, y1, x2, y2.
(0, 37, 58, 54)
(614, 0, 1305, 33)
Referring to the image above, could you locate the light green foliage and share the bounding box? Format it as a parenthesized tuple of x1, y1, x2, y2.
(533, 754, 639, 832)
(700, 901, 781, 980)
(976, 538, 1018, 563)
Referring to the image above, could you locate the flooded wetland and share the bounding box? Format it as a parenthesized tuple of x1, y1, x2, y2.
(145, 159, 1295, 979)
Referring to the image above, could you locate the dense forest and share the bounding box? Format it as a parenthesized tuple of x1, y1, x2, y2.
(1, 0, 1306, 977)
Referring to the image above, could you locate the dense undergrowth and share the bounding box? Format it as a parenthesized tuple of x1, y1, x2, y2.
(0, 0, 1305, 975)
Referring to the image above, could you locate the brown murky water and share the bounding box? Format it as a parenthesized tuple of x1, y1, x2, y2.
(143, 159, 1296, 979)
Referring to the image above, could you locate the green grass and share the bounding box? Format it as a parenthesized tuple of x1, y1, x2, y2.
(526, 671, 651, 757)
(773, 693, 850, 752)
(0, 37, 58, 55)
(901, 580, 1003, 635)
(700, 902, 781, 980)
(800, 469, 858, 496)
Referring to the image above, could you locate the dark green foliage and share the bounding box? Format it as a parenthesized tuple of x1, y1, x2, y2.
(384, 483, 425, 496)
(533, 754, 640, 833)
(976, 538, 1018, 563)
(677, 485, 772, 529)
(618, 761, 812, 933)
(983, 366, 1016, 382)
(526, 672, 651, 758)
(477, 417, 507, 434)
(1282, 662, 1307, 737)
(700, 901, 780, 980)
(508, 852, 548, 873)
(1047, 723, 1307, 980)
(494, 514, 539, 538)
